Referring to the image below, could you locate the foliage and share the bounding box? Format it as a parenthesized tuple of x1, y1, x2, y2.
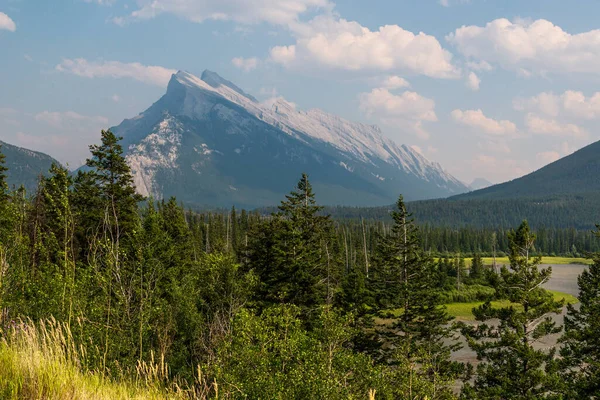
(460, 221, 565, 399)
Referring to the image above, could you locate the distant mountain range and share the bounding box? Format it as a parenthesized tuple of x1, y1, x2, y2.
(469, 177, 493, 191)
(109, 70, 469, 208)
(0, 140, 59, 193)
(456, 140, 600, 200)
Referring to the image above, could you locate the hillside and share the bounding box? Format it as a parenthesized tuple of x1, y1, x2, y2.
(455, 139, 600, 200)
(0, 140, 59, 193)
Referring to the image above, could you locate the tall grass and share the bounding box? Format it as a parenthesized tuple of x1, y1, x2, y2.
(0, 318, 195, 400)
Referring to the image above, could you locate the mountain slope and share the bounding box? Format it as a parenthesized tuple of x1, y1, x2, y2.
(455, 140, 600, 200)
(0, 140, 59, 193)
(469, 178, 493, 190)
(112, 70, 468, 208)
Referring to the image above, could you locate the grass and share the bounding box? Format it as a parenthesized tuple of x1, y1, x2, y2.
(375, 289, 579, 325)
(0, 319, 199, 400)
(435, 256, 592, 267)
(445, 289, 579, 321)
(480, 256, 592, 266)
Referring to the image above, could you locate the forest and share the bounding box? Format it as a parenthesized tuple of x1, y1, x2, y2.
(0, 130, 599, 399)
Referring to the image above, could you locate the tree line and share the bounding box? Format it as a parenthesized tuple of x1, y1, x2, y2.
(0, 130, 599, 399)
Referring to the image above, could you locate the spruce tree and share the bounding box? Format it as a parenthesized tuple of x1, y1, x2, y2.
(469, 252, 484, 282)
(0, 145, 8, 202)
(371, 195, 462, 397)
(559, 225, 600, 397)
(246, 173, 334, 314)
(461, 221, 564, 399)
(85, 130, 143, 237)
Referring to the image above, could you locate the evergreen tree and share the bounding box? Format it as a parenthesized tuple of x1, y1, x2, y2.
(371, 195, 462, 397)
(559, 225, 600, 397)
(469, 252, 484, 281)
(0, 145, 8, 202)
(461, 221, 564, 399)
(84, 130, 143, 238)
(246, 173, 334, 315)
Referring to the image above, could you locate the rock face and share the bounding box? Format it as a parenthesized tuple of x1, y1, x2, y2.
(112, 70, 469, 208)
(0, 140, 59, 193)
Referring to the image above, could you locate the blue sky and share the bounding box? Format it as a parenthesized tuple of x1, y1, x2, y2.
(2, 0, 600, 184)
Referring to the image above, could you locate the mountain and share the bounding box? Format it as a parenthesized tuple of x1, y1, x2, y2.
(469, 178, 493, 191)
(0, 140, 59, 193)
(455, 140, 600, 200)
(111, 70, 469, 208)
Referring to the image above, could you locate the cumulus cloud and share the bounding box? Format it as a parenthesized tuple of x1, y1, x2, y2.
(515, 90, 600, 120)
(525, 113, 588, 139)
(447, 18, 600, 77)
(55, 58, 176, 87)
(359, 88, 437, 139)
(271, 16, 460, 79)
(231, 57, 259, 72)
(451, 109, 517, 136)
(466, 71, 480, 91)
(128, 0, 331, 26)
(35, 111, 109, 128)
(381, 75, 410, 89)
(0, 12, 16, 32)
(270, 45, 296, 66)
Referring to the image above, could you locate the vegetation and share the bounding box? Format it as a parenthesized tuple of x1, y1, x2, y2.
(0, 131, 598, 399)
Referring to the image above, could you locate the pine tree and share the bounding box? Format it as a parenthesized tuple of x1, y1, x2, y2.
(371, 195, 462, 398)
(469, 252, 484, 281)
(0, 145, 8, 202)
(559, 225, 600, 397)
(85, 130, 143, 238)
(246, 173, 334, 314)
(461, 221, 564, 399)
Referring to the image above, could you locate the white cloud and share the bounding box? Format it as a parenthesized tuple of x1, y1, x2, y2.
(128, 0, 331, 26)
(514, 92, 561, 117)
(517, 90, 600, 120)
(536, 151, 561, 165)
(83, 0, 116, 5)
(439, 0, 472, 6)
(525, 113, 588, 139)
(55, 58, 176, 87)
(447, 18, 600, 77)
(381, 75, 410, 89)
(35, 111, 109, 128)
(359, 88, 437, 139)
(232, 56, 259, 72)
(0, 12, 16, 32)
(271, 16, 460, 79)
(111, 94, 121, 103)
(270, 45, 296, 66)
(466, 60, 493, 71)
(451, 109, 517, 136)
(466, 71, 480, 91)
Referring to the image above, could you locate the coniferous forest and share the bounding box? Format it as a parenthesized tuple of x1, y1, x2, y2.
(1, 131, 600, 399)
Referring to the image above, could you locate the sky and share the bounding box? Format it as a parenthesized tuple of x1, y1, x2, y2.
(2, 0, 600, 185)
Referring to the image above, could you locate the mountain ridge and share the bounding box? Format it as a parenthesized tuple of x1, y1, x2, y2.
(111, 69, 469, 207)
(0, 140, 60, 193)
(453, 139, 600, 200)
